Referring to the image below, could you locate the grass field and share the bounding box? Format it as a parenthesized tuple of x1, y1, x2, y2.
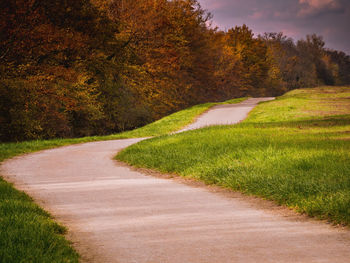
(117, 86, 350, 226)
(0, 97, 245, 262)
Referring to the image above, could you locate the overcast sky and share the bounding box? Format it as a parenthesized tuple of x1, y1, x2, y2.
(198, 0, 350, 55)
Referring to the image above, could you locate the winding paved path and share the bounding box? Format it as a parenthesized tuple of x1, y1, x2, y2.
(2, 98, 350, 262)
(179, 97, 274, 132)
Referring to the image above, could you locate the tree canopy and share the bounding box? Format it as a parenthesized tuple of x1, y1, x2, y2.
(1, 0, 349, 141)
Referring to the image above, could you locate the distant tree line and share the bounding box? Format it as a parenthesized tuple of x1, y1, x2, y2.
(1, 0, 349, 141)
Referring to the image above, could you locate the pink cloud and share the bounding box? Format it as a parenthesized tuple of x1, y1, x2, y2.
(199, 1, 228, 10)
(298, 0, 341, 16)
(274, 11, 283, 18)
(322, 27, 333, 37)
(249, 11, 264, 19)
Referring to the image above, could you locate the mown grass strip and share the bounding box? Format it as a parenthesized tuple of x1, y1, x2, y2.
(117, 86, 350, 226)
(0, 97, 246, 262)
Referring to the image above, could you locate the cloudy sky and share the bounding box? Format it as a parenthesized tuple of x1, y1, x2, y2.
(198, 0, 350, 54)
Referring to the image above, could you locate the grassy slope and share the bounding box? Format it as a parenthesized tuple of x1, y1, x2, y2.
(0, 182, 79, 262)
(0, 97, 246, 162)
(0, 97, 245, 262)
(117, 86, 350, 225)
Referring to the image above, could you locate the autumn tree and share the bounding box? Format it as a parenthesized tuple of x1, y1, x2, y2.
(1, 0, 348, 142)
(222, 25, 274, 96)
(326, 50, 350, 85)
(0, 0, 119, 140)
(111, 0, 218, 117)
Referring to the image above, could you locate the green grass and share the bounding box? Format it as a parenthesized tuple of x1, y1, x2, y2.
(117, 86, 350, 226)
(0, 179, 79, 262)
(111, 97, 247, 138)
(0, 97, 246, 162)
(0, 97, 246, 262)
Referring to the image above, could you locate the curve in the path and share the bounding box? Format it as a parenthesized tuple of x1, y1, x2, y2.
(2, 98, 350, 263)
(179, 97, 274, 132)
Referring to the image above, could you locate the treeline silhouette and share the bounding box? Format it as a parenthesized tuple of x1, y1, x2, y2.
(1, 0, 349, 141)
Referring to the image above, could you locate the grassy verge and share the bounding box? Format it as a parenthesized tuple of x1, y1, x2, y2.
(0, 179, 79, 262)
(0, 97, 246, 262)
(0, 97, 246, 162)
(117, 86, 350, 226)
